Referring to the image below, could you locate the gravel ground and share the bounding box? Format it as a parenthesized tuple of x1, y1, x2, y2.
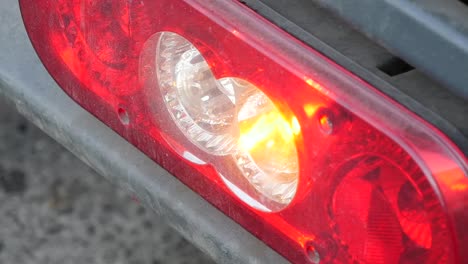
(0, 96, 215, 264)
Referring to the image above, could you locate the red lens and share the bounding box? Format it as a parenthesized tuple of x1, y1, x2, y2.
(20, 0, 468, 263)
(332, 156, 440, 262)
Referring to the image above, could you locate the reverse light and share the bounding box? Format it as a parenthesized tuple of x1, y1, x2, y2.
(157, 32, 238, 156)
(20, 0, 468, 263)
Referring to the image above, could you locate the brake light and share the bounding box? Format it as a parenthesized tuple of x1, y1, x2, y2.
(20, 0, 468, 263)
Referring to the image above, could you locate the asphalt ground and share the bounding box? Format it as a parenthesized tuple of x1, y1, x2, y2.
(0, 95, 215, 264)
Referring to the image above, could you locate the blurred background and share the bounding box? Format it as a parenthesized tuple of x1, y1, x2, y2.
(0, 96, 215, 264)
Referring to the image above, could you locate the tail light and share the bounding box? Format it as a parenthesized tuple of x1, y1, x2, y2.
(20, 0, 468, 263)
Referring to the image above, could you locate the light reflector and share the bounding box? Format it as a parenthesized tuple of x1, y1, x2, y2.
(155, 31, 299, 207)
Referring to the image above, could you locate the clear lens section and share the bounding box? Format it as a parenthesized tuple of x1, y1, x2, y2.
(156, 32, 299, 207)
(157, 32, 238, 155)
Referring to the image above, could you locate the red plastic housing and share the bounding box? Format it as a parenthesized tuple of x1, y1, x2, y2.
(20, 0, 468, 263)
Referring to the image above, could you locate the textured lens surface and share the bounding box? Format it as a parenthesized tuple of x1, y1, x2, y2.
(332, 156, 446, 263)
(157, 32, 238, 155)
(236, 90, 299, 204)
(156, 32, 299, 207)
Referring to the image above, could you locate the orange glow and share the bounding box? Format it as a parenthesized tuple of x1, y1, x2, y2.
(59, 46, 80, 74)
(319, 115, 332, 133)
(303, 103, 319, 117)
(436, 168, 468, 191)
(291, 116, 301, 135)
(238, 108, 299, 187)
(304, 77, 325, 91)
(239, 111, 299, 151)
(451, 183, 468, 191)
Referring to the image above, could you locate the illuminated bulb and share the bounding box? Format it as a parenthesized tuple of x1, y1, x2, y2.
(236, 91, 299, 204)
(156, 31, 299, 208)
